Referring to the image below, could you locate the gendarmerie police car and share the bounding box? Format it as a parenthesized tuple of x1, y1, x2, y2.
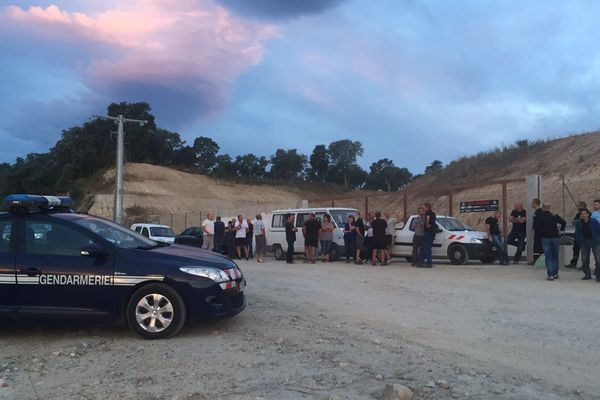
(0, 195, 246, 339)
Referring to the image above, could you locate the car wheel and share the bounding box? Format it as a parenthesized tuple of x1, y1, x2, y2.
(273, 244, 285, 260)
(448, 244, 469, 265)
(126, 283, 186, 340)
(405, 256, 413, 262)
(329, 244, 339, 261)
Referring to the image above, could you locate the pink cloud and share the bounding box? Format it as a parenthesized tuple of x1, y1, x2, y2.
(1, 1, 279, 118)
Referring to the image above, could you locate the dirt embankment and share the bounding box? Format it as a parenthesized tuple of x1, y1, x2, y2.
(86, 163, 321, 231)
(312, 131, 600, 230)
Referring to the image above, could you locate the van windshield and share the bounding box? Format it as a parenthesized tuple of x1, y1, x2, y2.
(329, 210, 358, 227)
(437, 217, 473, 231)
(150, 227, 175, 237)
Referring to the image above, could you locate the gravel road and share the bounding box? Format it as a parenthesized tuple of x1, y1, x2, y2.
(1, 259, 599, 400)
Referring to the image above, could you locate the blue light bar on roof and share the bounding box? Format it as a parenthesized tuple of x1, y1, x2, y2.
(4, 194, 74, 208)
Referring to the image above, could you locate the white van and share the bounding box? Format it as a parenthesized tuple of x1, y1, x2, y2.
(130, 223, 176, 244)
(266, 208, 358, 261)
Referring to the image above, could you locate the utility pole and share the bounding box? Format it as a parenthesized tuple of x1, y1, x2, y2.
(94, 114, 147, 225)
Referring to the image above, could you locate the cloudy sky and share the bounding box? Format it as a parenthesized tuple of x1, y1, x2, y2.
(1, 0, 599, 173)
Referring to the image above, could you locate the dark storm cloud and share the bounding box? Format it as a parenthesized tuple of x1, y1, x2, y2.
(216, 0, 347, 19)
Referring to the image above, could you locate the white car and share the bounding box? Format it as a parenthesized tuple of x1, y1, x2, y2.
(130, 223, 176, 244)
(392, 215, 493, 265)
(266, 207, 358, 261)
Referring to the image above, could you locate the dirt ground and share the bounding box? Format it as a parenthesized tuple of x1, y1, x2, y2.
(1, 258, 599, 400)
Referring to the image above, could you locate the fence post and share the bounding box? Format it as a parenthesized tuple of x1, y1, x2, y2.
(448, 193, 453, 216)
(402, 192, 408, 221)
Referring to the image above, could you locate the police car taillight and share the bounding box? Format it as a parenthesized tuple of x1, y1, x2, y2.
(4, 194, 74, 213)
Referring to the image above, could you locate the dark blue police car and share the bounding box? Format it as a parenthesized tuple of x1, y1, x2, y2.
(0, 195, 246, 339)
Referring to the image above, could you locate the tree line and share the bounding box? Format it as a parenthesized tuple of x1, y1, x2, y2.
(0, 102, 443, 198)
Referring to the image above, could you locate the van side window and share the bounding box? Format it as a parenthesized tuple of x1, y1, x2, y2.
(134, 226, 142, 233)
(296, 213, 308, 228)
(271, 214, 286, 228)
(141, 227, 150, 237)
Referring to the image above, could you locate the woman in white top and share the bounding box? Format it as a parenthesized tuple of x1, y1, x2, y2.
(235, 215, 249, 260)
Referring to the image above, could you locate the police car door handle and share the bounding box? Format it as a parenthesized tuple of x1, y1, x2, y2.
(19, 268, 42, 277)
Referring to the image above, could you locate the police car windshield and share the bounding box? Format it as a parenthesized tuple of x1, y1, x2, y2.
(437, 217, 473, 231)
(150, 227, 175, 237)
(73, 217, 159, 249)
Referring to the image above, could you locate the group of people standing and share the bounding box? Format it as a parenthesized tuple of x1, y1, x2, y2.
(200, 213, 267, 263)
(282, 203, 438, 268)
(484, 198, 600, 282)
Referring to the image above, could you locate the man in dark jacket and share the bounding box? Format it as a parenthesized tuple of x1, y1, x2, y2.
(507, 203, 526, 264)
(285, 213, 297, 264)
(370, 211, 388, 266)
(534, 203, 566, 281)
(214, 216, 225, 254)
(565, 201, 586, 269)
(419, 202, 436, 268)
(574, 208, 600, 281)
(531, 198, 543, 264)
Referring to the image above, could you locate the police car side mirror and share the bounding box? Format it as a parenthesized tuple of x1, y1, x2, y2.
(435, 226, 443, 233)
(81, 243, 106, 258)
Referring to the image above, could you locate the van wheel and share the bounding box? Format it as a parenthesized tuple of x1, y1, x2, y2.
(329, 244, 339, 261)
(448, 244, 469, 265)
(126, 283, 186, 340)
(273, 244, 285, 260)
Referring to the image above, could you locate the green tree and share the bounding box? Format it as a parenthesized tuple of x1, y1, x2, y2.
(211, 154, 237, 178)
(193, 136, 220, 174)
(367, 158, 413, 191)
(424, 160, 443, 174)
(234, 154, 269, 178)
(269, 149, 307, 183)
(328, 139, 364, 188)
(307, 144, 329, 182)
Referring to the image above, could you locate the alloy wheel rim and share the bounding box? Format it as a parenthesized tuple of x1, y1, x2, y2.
(135, 293, 174, 333)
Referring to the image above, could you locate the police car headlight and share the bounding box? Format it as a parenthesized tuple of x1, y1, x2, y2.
(470, 238, 483, 244)
(179, 267, 229, 283)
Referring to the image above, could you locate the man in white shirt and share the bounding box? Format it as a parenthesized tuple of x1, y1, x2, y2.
(252, 214, 266, 263)
(384, 210, 397, 262)
(201, 213, 215, 251)
(235, 214, 249, 260)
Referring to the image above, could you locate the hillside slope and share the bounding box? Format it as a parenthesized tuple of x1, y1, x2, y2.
(87, 163, 319, 231)
(312, 131, 600, 229)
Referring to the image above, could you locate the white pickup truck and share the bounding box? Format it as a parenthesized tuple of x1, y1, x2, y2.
(392, 215, 494, 265)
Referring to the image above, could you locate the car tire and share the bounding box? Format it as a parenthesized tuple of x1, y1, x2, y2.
(126, 283, 187, 340)
(329, 244, 339, 261)
(273, 244, 285, 261)
(448, 244, 469, 265)
(405, 256, 413, 263)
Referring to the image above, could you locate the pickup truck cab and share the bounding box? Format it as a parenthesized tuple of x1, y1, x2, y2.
(392, 215, 492, 265)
